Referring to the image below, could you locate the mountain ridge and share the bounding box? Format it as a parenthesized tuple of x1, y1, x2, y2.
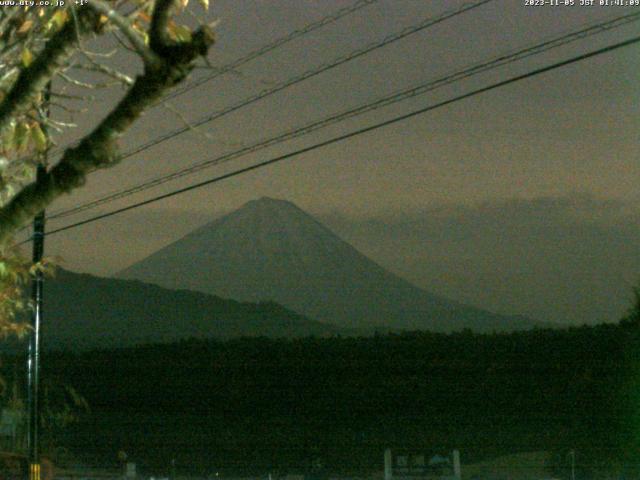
(118, 197, 542, 332)
(6, 268, 351, 351)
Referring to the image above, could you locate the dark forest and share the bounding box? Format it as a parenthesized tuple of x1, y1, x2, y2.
(5, 318, 638, 476)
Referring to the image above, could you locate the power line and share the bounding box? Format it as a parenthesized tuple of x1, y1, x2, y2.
(18, 0, 497, 238)
(117, 0, 494, 156)
(44, 0, 493, 181)
(164, 0, 381, 102)
(32, 34, 640, 241)
(41, 0, 381, 162)
(46, 11, 640, 221)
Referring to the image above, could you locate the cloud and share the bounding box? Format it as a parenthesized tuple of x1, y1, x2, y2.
(44, 192, 640, 326)
(320, 193, 640, 325)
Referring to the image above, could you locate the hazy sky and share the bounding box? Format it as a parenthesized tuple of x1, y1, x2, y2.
(30, 0, 640, 326)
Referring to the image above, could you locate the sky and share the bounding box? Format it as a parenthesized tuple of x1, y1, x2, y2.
(27, 0, 640, 326)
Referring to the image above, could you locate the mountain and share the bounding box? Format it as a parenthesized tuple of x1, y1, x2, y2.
(29, 269, 348, 350)
(118, 197, 540, 332)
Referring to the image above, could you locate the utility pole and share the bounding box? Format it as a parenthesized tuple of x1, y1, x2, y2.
(27, 84, 49, 480)
(565, 450, 576, 480)
(27, 173, 44, 480)
(569, 450, 576, 480)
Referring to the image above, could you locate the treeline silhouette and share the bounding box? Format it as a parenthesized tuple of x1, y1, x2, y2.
(7, 320, 640, 475)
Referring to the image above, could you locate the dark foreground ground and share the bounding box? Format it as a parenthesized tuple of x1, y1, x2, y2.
(5, 321, 640, 477)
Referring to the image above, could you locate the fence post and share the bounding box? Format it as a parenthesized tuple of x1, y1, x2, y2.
(384, 449, 393, 480)
(453, 450, 461, 480)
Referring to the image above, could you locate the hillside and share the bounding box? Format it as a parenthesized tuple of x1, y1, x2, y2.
(119, 197, 541, 332)
(33, 268, 348, 350)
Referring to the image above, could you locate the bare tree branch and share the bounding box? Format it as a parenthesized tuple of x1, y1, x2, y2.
(0, 9, 99, 133)
(150, 0, 175, 53)
(111, 30, 139, 55)
(73, 60, 134, 86)
(0, 1, 215, 242)
(88, 0, 157, 65)
(50, 92, 93, 102)
(58, 72, 121, 89)
(161, 101, 214, 142)
(49, 102, 88, 115)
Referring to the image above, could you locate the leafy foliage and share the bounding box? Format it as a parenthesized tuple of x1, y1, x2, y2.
(0, 364, 90, 455)
(0, 0, 214, 335)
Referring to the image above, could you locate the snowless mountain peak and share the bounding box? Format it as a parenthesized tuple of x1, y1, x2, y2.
(118, 198, 540, 332)
(246, 196, 295, 207)
(235, 196, 323, 227)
